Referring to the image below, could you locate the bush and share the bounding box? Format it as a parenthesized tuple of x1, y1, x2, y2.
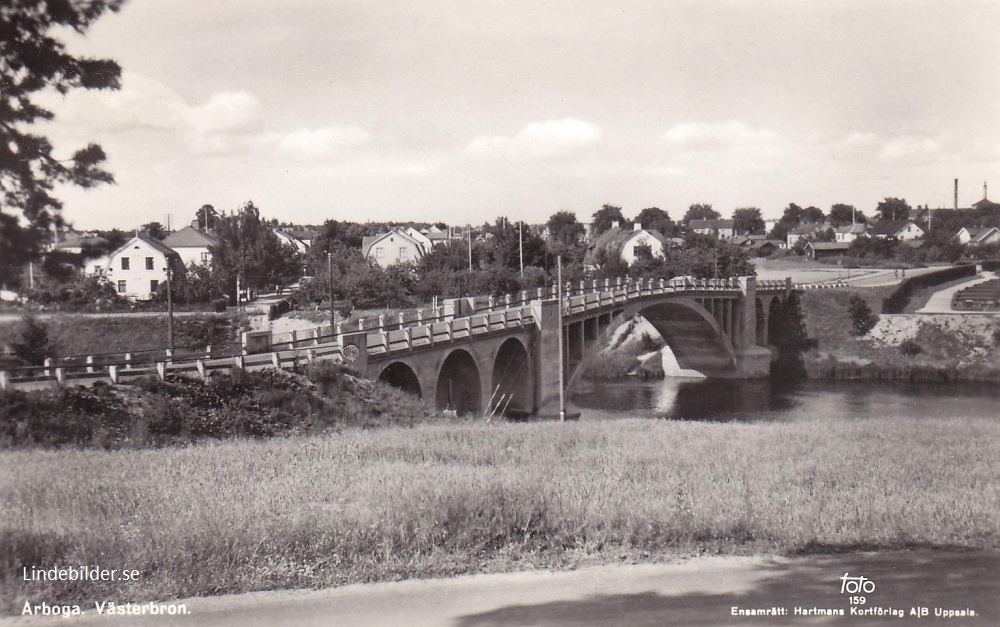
(899, 339, 923, 356)
(848, 294, 878, 336)
(12, 314, 51, 365)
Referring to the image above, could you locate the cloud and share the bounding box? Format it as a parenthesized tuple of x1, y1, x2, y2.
(465, 118, 603, 159)
(662, 120, 781, 152)
(182, 91, 263, 135)
(268, 126, 372, 160)
(831, 131, 949, 164)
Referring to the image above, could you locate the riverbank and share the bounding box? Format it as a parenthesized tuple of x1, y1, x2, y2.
(3, 416, 998, 614)
(798, 290, 1000, 382)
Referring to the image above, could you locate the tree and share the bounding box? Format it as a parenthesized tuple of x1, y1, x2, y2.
(681, 204, 720, 225)
(591, 204, 627, 235)
(828, 204, 865, 227)
(802, 206, 825, 223)
(0, 1, 123, 287)
(876, 197, 912, 222)
(12, 313, 51, 366)
(142, 222, 167, 240)
(848, 293, 878, 336)
(195, 204, 220, 231)
(732, 207, 766, 235)
(634, 207, 674, 236)
(211, 201, 302, 298)
(546, 211, 585, 245)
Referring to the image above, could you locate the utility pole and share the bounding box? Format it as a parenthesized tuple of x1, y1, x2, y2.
(166, 262, 174, 351)
(328, 251, 335, 334)
(519, 221, 524, 277)
(467, 224, 473, 272)
(557, 255, 565, 422)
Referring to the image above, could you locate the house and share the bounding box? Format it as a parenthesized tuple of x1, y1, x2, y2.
(361, 229, 428, 267)
(402, 227, 434, 252)
(786, 223, 830, 248)
(731, 235, 784, 257)
(834, 223, 868, 243)
(805, 241, 851, 260)
(871, 219, 924, 241)
(51, 232, 110, 276)
(104, 234, 182, 300)
(952, 226, 1000, 246)
(587, 222, 669, 266)
(162, 221, 219, 266)
(688, 219, 735, 239)
(272, 229, 309, 254)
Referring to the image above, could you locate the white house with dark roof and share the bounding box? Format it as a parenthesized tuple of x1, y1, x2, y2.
(871, 219, 924, 241)
(272, 229, 309, 254)
(587, 222, 669, 266)
(952, 226, 1000, 246)
(104, 234, 182, 300)
(834, 223, 868, 243)
(361, 229, 428, 267)
(162, 221, 219, 266)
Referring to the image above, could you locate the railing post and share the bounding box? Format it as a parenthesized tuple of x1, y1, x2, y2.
(125, 352, 133, 369)
(44, 357, 52, 378)
(417, 309, 423, 323)
(271, 352, 282, 369)
(0, 370, 9, 391)
(398, 312, 405, 328)
(55, 367, 65, 386)
(165, 348, 173, 362)
(307, 349, 316, 364)
(358, 318, 365, 331)
(447, 320, 454, 341)
(156, 362, 166, 381)
(379, 315, 386, 330)
(233, 355, 245, 370)
(108, 364, 119, 384)
(504, 293, 511, 307)
(196, 359, 206, 379)
(86, 355, 94, 374)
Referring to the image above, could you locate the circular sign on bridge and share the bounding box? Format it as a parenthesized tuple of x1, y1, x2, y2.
(342, 344, 360, 362)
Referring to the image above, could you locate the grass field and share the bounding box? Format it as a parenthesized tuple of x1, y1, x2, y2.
(2, 416, 998, 613)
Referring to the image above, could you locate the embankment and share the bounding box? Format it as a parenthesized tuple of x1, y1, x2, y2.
(799, 289, 1000, 382)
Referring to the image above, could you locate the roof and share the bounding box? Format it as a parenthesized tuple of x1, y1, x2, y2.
(162, 225, 218, 248)
(972, 198, 1000, 210)
(109, 234, 181, 260)
(835, 223, 867, 234)
(789, 222, 827, 235)
(688, 219, 734, 230)
(587, 226, 669, 263)
(871, 219, 918, 236)
(750, 239, 783, 250)
(806, 242, 851, 251)
(54, 234, 108, 250)
(361, 229, 425, 257)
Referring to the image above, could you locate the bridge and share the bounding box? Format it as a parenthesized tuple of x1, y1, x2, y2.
(1, 275, 801, 418)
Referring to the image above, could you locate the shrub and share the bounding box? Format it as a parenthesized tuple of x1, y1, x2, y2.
(12, 314, 51, 365)
(848, 294, 878, 336)
(899, 339, 923, 356)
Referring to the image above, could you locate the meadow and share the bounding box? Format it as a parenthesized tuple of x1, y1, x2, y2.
(3, 416, 998, 613)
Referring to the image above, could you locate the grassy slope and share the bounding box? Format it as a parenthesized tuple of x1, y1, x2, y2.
(0, 314, 236, 357)
(2, 417, 998, 612)
(798, 289, 1000, 378)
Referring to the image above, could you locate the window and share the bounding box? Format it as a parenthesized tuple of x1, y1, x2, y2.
(145, 257, 154, 270)
(201, 252, 210, 263)
(121, 257, 130, 270)
(150, 280, 159, 293)
(117, 280, 127, 293)
(399, 247, 408, 259)
(375, 247, 384, 258)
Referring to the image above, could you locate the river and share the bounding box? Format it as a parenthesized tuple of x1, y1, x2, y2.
(573, 377, 1000, 422)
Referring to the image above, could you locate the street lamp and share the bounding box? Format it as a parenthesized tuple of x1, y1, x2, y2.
(164, 261, 174, 351)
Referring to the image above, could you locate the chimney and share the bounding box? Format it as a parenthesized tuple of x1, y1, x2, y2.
(985, 181, 989, 200)
(633, 222, 642, 231)
(611, 220, 620, 229)
(192, 219, 200, 229)
(955, 178, 958, 210)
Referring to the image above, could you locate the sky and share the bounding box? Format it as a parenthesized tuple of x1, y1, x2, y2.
(39, 0, 1000, 230)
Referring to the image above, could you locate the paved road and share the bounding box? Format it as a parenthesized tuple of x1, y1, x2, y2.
(918, 271, 997, 313)
(6, 551, 996, 626)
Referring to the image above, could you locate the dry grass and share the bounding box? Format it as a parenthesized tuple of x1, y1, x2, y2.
(2, 417, 998, 613)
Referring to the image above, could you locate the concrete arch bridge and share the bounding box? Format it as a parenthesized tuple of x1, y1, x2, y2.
(340, 276, 796, 417)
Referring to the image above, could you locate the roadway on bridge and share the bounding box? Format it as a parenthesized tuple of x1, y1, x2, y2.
(7, 550, 995, 626)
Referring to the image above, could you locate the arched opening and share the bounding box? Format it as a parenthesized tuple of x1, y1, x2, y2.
(436, 349, 481, 416)
(638, 301, 736, 375)
(755, 297, 767, 346)
(378, 362, 422, 398)
(490, 338, 531, 417)
(767, 297, 783, 346)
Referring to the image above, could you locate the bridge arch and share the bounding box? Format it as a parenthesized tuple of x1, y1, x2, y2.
(377, 361, 422, 398)
(489, 338, 531, 417)
(755, 297, 767, 346)
(767, 296, 783, 346)
(436, 348, 482, 415)
(633, 298, 738, 375)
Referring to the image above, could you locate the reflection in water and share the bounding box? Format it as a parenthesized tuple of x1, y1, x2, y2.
(573, 377, 1000, 423)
